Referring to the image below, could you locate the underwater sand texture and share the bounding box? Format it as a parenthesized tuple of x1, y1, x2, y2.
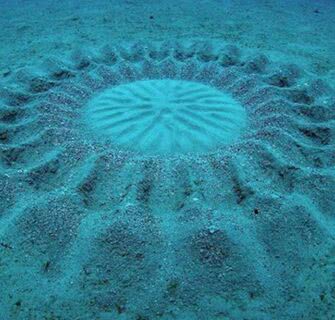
(1, 0, 335, 79)
(0, 39, 335, 319)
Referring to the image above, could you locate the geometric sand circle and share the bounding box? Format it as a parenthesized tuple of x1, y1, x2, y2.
(84, 79, 247, 155)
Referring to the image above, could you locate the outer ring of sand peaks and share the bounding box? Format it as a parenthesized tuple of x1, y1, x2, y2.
(84, 79, 247, 156)
(2, 40, 327, 165)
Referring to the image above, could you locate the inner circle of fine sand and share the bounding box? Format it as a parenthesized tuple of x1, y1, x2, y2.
(84, 79, 247, 155)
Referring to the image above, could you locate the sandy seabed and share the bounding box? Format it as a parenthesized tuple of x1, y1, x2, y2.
(0, 1, 334, 319)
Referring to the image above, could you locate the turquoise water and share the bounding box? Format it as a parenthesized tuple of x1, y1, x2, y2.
(0, 1, 334, 319)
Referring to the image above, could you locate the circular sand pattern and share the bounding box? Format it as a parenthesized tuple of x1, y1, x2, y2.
(0, 41, 334, 319)
(85, 79, 246, 155)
